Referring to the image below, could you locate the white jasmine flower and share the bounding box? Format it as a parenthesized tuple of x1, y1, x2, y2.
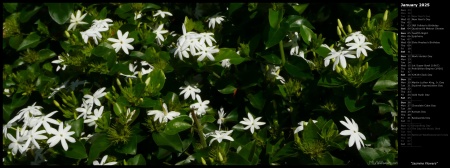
(153, 24, 168, 45)
(217, 107, 227, 127)
(108, 30, 134, 55)
(153, 10, 173, 18)
(7, 129, 25, 155)
(198, 32, 216, 47)
(324, 47, 356, 71)
(345, 31, 366, 43)
(240, 113, 266, 134)
(68, 10, 88, 31)
(208, 130, 234, 146)
(346, 35, 373, 58)
(46, 122, 76, 151)
(195, 45, 219, 61)
(147, 103, 180, 124)
(179, 81, 201, 100)
(339, 116, 366, 150)
(85, 106, 104, 128)
(76, 99, 93, 120)
(84, 87, 107, 107)
(51, 55, 67, 72)
(221, 59, 231, 68)
(207, 13, 225, 29)
(91, 19, 113, 32)
(34, 111, 59, 133)
(125, 108, 136, 123)
(80, 29, 102, 45)
(93, 155, 117, 165)
(20, 126, 47, 150)
(190, 95, 210, 116)
(134, 11, 142, 20)
(294, 120, 318, 134)
(15, 102, 43, 123)
(140, 61, 154, 75)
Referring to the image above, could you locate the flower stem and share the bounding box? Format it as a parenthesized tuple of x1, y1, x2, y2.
(191, 109, 207, 148)
(279, 41, 286, 66)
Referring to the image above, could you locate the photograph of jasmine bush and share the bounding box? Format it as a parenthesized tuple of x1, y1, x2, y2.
(3, 3, 398, 165)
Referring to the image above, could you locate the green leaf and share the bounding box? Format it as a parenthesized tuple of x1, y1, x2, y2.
(300, 25, 314, 45)
(152, 132, 183, 153)
(114, 3, 132, 19)
(262, 54, 282, 65)
(218, 85, 237, 94)
(237, 140, 261, 164)
(265, 23, 288, 49)
(98, 7, 108, 19)
(142, 3, 161, 11)
(318, 73, 346, 88)
(46, 3, 74, 24)
(17, 32, 41, 51)
(9, 35, 23, 50)
(225, 108, 238, 122)
(127, 154, 146, 165)
(361, 50, 391, 83)
(270, 141, 297, 163)
(381, 31, 394, 55)
(359, 147, 381, 164)
(376, 136, 392, 148)
(317, 152, 344, 165)
(302, 119, 321, 144)
(285, 15, 315, 31)
(269, 9, 282, 29)
(228, 3, 244, 16)
(69, 118, 84, 138)
(292, 4, 309, 15)
(284, 56, 313, 80)
(315, 45, 331, 58)
(88, 133, 112, 163)
(215, 48, 246, 65)
(164, 116, 192, 135)
(247, 91, 265, 111)
(19, 6, 41, 23)
(373, 68, 398, 91)
(63, 141, 87, 159)
(147, 69, 166, 95)
(38, 49, 56, 62)
(4, 3, 18, 13)
(226, 152, 251, 165)
(200, 115, 216, 124)
(344, 94, 366, 112)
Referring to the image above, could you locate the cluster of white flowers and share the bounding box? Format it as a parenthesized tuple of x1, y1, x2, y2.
(285, 31, 315, 66)
(324, 31, 372, 71)
(4, 102, 76, 159)
(76, 87, 107, 128)
(80, 17, 114, 45)
(173, 24, 219, 61)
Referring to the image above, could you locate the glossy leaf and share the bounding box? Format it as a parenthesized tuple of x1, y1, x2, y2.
(269, 9, 282, 29)
(88, 133, 112, 164)
(17, 32, 40, 51)
(373, 68, 398, 91)
(247, 91, 265, 111)
(164, 116, 192, 135)
(127, 154, 146, 165)
(265, 22, 289, 49)
(152, 132, 183, 153)
(317, 152, 344, 165)
(218, 85, 237, 94)
(63, 141, 87, 159)
(226, 152, 251, 165)
(262, 54, 282, 65)
(292, 3, 309, 15)
(68, 118, 84, 138)
(47, 3, 74, 24)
